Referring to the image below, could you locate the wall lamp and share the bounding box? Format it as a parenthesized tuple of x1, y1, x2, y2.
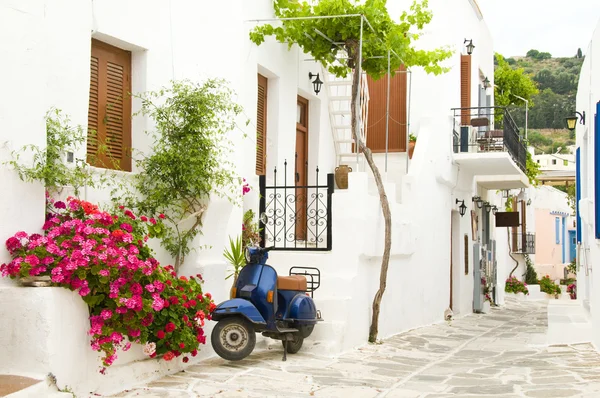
(308, 72, 323, 95)
(565, 111, 585, 131)
(472, 196, 483, 209)
(483, 77, 491, 90)
(483, 201, 492, 212)
(491, 205, 498, 215)
(464, 39, 475, 55)
(456, 199, 467, 217)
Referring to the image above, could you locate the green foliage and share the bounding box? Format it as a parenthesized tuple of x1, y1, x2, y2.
(7, 110, 92, 195)
(525, 151, 541, 186)
(523, 253, 538, 285)
(129, 79, 243, 270)
(539, 275, 562, 295)
(494, 53, 539, 109)
(567, 257, 577, 275)
(249, 0, 452, 80)
(505, 195, 513, 212)
(223, 235, 246, 280)
(242, 210, 261, 248)
(505, 276, 529, 295)
(526, 49, 551, 60)
(409, 133, 417, 142)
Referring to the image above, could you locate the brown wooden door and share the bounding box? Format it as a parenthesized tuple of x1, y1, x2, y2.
(295, 96, 309, 241)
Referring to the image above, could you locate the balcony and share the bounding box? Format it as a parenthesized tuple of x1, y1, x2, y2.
(451, 107, 529, 190)
(511, 232, 536, 255)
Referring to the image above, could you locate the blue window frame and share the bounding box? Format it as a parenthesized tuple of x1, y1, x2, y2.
(555, 217, 560, 244)
(576, 147, 581, 243)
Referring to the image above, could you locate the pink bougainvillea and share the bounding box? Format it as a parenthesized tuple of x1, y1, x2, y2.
(0, 197, 216, 372)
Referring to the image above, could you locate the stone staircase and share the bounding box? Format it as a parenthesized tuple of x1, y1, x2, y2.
(323, 68, 370, 170)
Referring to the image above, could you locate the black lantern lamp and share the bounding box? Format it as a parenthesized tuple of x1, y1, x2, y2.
(565, 111, 585, 131)
(308, 72, 323, 95)
(472, 196, 483, 209)
(483, 201, 492, 212)
(464, 39, 475, 55)
(491, 205, 498, 215)
(456, 199, 467, 217)
(483, 77, 491, 90)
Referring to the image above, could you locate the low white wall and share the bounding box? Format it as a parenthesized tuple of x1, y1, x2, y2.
(0, 286, 227, 397)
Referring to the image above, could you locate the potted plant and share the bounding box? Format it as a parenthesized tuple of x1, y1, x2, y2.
(223, 235, 246, 298)
(408, 134, 417, 159)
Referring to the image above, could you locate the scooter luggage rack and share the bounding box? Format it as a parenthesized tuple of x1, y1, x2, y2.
(289, 266, 320, 297)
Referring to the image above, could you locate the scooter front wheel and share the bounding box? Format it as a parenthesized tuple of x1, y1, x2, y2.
(211, 317, 256, 361)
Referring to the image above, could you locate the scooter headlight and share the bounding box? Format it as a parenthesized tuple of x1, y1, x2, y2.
(244, 247, 252, 263)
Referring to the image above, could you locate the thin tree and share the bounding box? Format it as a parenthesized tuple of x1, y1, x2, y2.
(250, 0, 450, 342)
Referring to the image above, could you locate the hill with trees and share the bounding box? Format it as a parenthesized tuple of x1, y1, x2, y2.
(495, 49, 584, 152)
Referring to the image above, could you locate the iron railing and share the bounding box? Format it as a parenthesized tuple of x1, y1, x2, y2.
(511, 232, 536, 254)
(451, 106, 527, 173)
(259, 159, 333, 251)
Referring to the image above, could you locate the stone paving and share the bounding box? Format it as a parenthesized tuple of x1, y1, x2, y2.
(110, 298, 600, 397)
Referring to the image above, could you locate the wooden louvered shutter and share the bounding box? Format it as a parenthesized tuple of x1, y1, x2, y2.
(256, 74, 268, 175)
(460, 55, 472, 125)
(87, 39, 132, 171)
(366, 65, 407, 152)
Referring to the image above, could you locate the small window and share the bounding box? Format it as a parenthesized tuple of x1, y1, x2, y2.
(536, 159, 540, 163)
(464, 235, 469, 275)
(87, 39, 132, 171)
(552, 159, 557, 165)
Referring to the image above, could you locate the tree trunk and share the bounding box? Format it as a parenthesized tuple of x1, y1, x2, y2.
(347, 43, 393, 343)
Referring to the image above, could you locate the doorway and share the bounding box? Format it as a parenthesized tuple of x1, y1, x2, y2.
(450, 211, 461, 312)
(295, 96, 309, 241)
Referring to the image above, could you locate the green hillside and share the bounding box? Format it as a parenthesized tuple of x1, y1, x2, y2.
(495, 49, 584, 153)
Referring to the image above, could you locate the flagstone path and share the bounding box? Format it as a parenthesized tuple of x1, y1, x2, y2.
(109, 298, 600, 397)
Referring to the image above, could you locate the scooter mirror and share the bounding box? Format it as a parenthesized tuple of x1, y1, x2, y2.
(259, 212, 268, 225)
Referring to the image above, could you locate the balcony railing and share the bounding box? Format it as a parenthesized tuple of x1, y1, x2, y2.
(511, 232, 536, 254)
(451, 106, 527, 173)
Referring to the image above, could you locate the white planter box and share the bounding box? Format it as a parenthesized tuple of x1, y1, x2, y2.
(482, 301, 491, 313)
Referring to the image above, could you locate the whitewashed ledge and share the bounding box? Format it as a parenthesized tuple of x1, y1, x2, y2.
(0, 286, 214, 397)
(506, 284, 573, 301)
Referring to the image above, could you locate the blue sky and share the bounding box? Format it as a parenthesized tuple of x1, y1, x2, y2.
(478, 0, 600, 57)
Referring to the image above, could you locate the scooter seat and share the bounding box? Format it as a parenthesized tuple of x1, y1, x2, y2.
(277, 275, 307, 291)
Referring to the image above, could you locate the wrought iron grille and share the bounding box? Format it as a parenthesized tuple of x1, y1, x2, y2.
(511, 232, 536, 254)
(451, 106, 527, 173)
(259, 160, 333, 251)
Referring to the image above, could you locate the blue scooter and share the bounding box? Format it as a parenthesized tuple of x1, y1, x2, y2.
(211, 246, 322, 361)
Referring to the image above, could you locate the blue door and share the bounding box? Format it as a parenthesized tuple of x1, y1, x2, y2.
(568, 230, 576, 263)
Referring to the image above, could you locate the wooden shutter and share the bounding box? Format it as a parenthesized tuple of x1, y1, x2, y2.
(256, 74, 268, 175)
(460, 55, 472, 125)
(366, 66, 407, 152)
(87, 39, 132, 171)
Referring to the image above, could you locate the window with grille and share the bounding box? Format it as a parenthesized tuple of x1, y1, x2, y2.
(87, 39, 132, 171)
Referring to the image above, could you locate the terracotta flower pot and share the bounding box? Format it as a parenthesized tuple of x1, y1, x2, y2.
(408, 141, 416, 159)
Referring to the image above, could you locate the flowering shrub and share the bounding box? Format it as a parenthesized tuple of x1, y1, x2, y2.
(481, 277, 492, 304)
(505, 276, 529, 295)
(539, 275, 561, 295)
(567, 283, 577, 299)
(1, 197, 216, 372)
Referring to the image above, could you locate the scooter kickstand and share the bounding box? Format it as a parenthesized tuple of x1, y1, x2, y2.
(282, 339, 288, 362)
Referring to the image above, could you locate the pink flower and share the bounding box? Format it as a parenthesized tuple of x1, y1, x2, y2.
(54, 201, 66, 209)
(110, 332, 123, 343)
(159, 214, 165, 219)
(100, 309, 113, 320)
(145, 283, 155, 293)
(99, 269, 110, 277)
(123, 342, 131, 352)
(120, 223, 133, 233)
(143, 342, 156, 356)
(165, 322, 176, 333)
(151, 294, 165, 311)
(149, 218, 157, 225)
(14, 231, 28, 239)
(163, 351, 175, 361)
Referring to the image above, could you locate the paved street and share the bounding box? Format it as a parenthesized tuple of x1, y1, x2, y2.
(110, 298, 600, 397)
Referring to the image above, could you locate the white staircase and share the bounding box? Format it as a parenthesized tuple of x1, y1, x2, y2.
(323, 68, 370, 169)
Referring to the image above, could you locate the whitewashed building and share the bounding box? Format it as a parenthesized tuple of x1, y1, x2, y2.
(0, 0, 530, 395)
(574, 16, 600, 351)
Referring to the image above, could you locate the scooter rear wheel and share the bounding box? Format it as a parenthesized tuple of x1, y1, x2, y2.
(283, 334, 304, 354)
(211, 317, 256, 361)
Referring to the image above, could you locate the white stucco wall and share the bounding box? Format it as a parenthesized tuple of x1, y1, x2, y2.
(575, 16, 600, 351)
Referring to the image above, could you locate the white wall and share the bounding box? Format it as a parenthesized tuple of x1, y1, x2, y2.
(576, 16, 600, 350)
